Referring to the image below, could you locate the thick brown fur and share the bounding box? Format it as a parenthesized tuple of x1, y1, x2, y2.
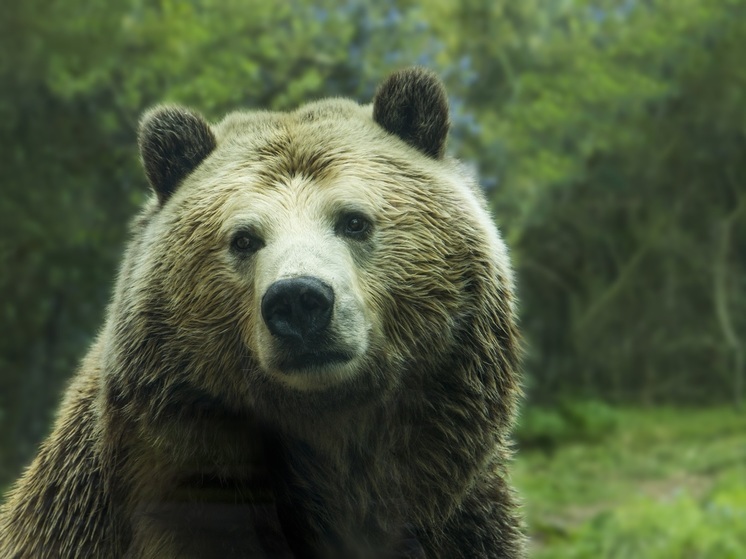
(0, 67, 525, 558)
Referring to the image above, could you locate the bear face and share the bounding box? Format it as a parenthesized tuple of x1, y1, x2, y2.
(115, 68, 515, 439)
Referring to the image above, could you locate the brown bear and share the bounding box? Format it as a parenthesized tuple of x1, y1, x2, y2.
(0, 67, 524, 558)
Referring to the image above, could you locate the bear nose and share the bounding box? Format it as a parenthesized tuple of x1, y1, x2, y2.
(261, 276, 335, 342)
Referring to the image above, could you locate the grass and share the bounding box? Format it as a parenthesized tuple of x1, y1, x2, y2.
(513, 406, 746, 558)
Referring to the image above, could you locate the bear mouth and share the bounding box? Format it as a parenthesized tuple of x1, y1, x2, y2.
(278, 350, 354, 372)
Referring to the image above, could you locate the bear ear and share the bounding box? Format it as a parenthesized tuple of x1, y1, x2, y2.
(138, 105, 217, 204)
(372, 67, 450, 159)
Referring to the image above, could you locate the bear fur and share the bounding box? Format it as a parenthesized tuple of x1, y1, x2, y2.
(0, 67, 524, 558)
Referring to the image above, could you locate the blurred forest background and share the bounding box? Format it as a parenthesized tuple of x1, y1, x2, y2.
(1, 0, 745, 556)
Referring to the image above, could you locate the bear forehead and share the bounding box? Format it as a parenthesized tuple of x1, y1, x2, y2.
(216, 98, 366, 135)
(202, 100, 438, 190)
(214, 98, 374, 149)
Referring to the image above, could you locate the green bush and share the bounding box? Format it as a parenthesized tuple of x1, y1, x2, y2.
(516, 400, 620, 451)
(536, 475, 746, 559)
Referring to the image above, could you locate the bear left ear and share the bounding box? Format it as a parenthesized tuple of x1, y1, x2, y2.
(372, 67, 450, 159)
(138, 105, 217, 204)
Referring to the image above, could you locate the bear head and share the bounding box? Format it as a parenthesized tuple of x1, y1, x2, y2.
(108, 68, 517, 438)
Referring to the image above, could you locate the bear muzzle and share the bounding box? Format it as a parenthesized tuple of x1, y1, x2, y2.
(261, 276, 353, 371)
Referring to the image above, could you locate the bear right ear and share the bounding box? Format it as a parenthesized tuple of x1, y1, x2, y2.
(138, 105, 217, 204)
(372, 67, 450, 159)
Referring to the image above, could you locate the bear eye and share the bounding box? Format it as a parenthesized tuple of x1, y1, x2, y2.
(338, 213, 372, 240)
(231, 232, 264, 254)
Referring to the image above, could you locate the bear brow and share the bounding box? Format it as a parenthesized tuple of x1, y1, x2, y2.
(254, 137, 338, 184)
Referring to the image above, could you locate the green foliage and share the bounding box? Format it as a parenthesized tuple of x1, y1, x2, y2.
(516, 400, 620, 450)
(558, 482, 746, 559)
(499, 0, 746, 404)
(515, 407, 746, 558)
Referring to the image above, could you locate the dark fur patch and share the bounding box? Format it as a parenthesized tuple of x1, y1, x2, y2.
(373, 67, 450, 159)
(138, 106, 217, 204)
